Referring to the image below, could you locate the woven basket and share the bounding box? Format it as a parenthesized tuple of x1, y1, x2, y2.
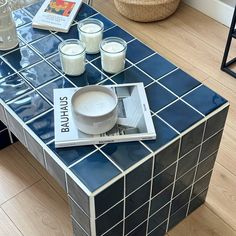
(114, 0, 181, 22)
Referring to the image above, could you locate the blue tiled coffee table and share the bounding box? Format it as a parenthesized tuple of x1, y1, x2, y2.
(0, 2, 229, 236)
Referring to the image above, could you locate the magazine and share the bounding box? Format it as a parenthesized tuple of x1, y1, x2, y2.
(54, 83, 156, 148)
(32, 0, 82, 33)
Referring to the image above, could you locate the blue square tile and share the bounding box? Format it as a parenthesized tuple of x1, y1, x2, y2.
(86, 52, 100, 61)
(158, 100, 204, 133)
(103, 222, 123, 236)
(128, 221, 147, 236)
(24, 0, 44, 16)
(99, 79, 115, 85)
(17, 24, 49, 43)
(48, 142, 96, 167)
(47, 53, 62, 71)
(149, 220, 167, 236)
(159, 69, 201, 96)
(125, 202, 149, 235)
(12, 9, 32, 28)
(96, 201, 123, 236)
(145, 83, 177, 112)
(148, 204, 170, 232)
(143, 116, 178, 152)
(126, 40, 154, 63)
(20, 61, 60, 88)
(39, 77, 74, 103)
(101, 142, 151, 171)
(74, 3, 97, 22)
(126, 158, 153, 195)
(95, 177, 124, 217)
(31, 34, 61, 57)
(3, 46, 41, 71)
(56, 24, 78, 40)
(92, 14, 115, 31)
(0, 59, 15, 79)
(9, 91, 51, 122)
(27, 110, 54, 143)
(183, 85, 227, 115)
(0, 39, 25, 56)
(150, 184, 173, 215)
(137, 54, 176, 79)
(111, 66, 152, 86)
(152, 163, 176, 196)
(103, 26, 134, 42)
(154, 139, 179, 176)
(0, 129, 11, 149)
(126, 181, 151, 216)
(91, 57, 131, 76)
(188, 189, 207, 215)
(0, 73, 32, 102)
(71, 150, 121, 192)
(66, 63, 107, 87)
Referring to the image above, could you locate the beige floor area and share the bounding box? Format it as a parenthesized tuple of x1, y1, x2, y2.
(0, 1, 236, 235)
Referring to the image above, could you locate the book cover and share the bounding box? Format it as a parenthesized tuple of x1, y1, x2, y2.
(53, 83, 156, 148)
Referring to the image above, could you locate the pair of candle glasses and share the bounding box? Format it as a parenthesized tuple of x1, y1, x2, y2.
(58, 18, 127, 76)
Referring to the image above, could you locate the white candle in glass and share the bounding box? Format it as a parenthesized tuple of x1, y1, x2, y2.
(59, 39, 86, 76)
(78, 19, 104, 54)
(100, 37, 127, 74)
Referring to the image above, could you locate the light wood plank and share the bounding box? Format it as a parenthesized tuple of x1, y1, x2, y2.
(0, 208, 22, 236)
(168, 205, 236, 236)
(2, 179, 73, 236)
(206, 163, 236, 231)
(0, 145, 41, 205)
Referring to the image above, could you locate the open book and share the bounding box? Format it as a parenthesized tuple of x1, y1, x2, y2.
(54, 83, 156, 148)
(32, 0, 82, 32)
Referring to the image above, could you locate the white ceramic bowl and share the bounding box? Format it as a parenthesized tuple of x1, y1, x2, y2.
(71, 85, 118, 135)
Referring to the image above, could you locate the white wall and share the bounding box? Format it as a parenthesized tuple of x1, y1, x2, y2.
(184, 0, 235, 27)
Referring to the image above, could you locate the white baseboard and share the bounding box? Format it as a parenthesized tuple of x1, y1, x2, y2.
(184, 0, 234, 27)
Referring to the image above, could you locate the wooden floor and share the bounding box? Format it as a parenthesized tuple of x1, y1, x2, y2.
(1, 1, 236, 235)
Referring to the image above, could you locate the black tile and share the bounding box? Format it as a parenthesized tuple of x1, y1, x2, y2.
(125, 202, 149, 235)
(31, 34, 61, 57)
(196, 152, 217, 181)
(150, 184, 173, 215)
(126, 181, 151, 216)
(0, 129, 11, 149)
(168, 204, 188, 230)
(103, 222, 123, 236)
(177, 147, 200, 178)
(204, 107, 229, 140)
(183, 85, 227, 116)
(174, 168, 195, 197)
(137, 54, 176, 80)
(71, 150, 121, 192)
(154, 139, 180, 176)
(67, 174, 90, 216)
(188, 189, 208, 215)
(0, 121, 6, 131)
(192, 171, 213, 199)
(171, 186, 191, 215)
(9, 91, 51, 122)
(143, 116, 178, 152)
(148, 220, 167, 236)
(95, 177, 124, 217)
(3, 46, 41, 71)
(158, 100, 204, 133)
(12, 9, 32, 27)
(0, 59, 15, 79)
(152, 163, 176, 197)
(27, 110, 54, 143)
(74, 3, 97, 21)
(0, 73, 32, 102)
(101, 142, 150, 171)
(200, 131, 223, 161)
(145, 83, 177, 112)
(159, 69, 201, 96)
(103, 26, 134, 42)
(20, 61, 60, 88)
(126, 40, 154, 63)
(148, 204, 170, 232)
(126, 158, 153, 195)
(96, 201, 123, 236)
(128, 221, 147, 236)
(180, 122, 205, 156)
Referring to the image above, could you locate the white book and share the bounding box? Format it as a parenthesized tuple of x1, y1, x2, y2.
(32, 0, 82, 33)
(54, 83, 156, 148)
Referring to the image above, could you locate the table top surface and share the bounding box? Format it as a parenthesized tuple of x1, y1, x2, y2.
(0, 1, 228, 194)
